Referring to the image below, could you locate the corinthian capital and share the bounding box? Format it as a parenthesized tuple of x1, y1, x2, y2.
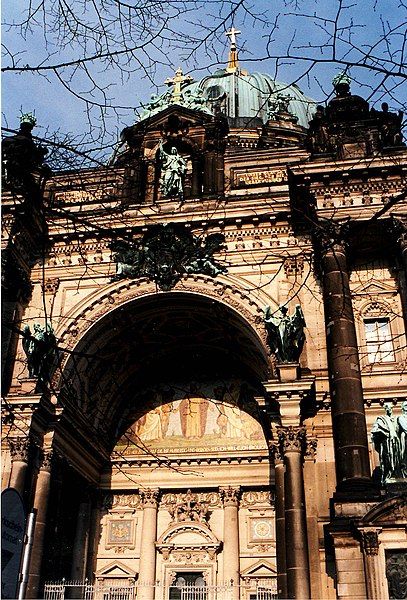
(141, 488, 159, 508)
(268, 439, 284, 465)
(219, 486, 241, 507)
(359, 528, 381, 556)
(40, 448, 54, 472)
(9, 436, 31, 462)
(277, 426, 307, 455)
(313, 218, 350, 255)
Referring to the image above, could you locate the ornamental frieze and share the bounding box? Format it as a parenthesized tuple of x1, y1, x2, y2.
(240, 490, 274, 508)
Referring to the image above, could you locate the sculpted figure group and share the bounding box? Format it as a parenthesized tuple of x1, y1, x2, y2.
(371, 402, 407, 484)
(264, 304, 306, 363)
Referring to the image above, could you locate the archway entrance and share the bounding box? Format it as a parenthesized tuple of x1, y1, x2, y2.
(43, 292, 277, 599)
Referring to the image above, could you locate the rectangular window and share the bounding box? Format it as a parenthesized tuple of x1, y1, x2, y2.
(364, 318, 395, 363)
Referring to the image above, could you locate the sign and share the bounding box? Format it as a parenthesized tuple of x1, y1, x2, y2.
(1, 489, 26, 600)
(235, 169, 286, 187)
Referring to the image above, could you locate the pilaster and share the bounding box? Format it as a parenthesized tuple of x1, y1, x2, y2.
(358, 527, 388, 600)
(220, 485, 241, 597)
(138, 488, 159, 600)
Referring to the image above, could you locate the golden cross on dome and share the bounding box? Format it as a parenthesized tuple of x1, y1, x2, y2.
(165, 67, 193, 102)
(226, 26, 241, 48)
(225, 27, 241, 73)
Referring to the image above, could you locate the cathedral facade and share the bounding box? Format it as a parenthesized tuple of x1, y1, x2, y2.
(2, 36, 407, 600)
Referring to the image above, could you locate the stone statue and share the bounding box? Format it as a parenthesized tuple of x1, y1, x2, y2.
(110, 224, 226, 290)
(2, 113, 49, 191)
(371, 403, 403, 484)
(267, 93, 296, 122)
(158, 142, 187, 199)
(22, 323, 57, 383)
(307, 105, 332, 154)
(264, 304, 306, 363)
(377, 102, 404, 147)
(398, 401, 407, 478)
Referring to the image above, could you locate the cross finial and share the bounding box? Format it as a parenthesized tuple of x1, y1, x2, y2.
(225, 27, 241, 72)
(164, 67, 193, 102)
(226, 27, 241, 47)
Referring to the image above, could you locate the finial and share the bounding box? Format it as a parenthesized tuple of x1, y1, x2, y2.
(226, 27, 241, 73)
(19, 112, 37, 127)
(164, 67, 193, 103)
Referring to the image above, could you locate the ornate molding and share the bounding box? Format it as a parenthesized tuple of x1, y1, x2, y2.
(277, 426, 307, 455)
(8, 436, 31, 462)
(141, 488, 159, 509)
(219, 486, 241, 507)
(283, 256, 305, 278)
(41, 277, 60, 295)
(102, 493, 142, 511)
(240, 490, 274, 508)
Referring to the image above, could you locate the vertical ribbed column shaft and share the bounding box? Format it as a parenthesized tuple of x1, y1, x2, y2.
(279, 427, 310, 600)
(138, 488, 159, 600)
(26, 449, 53, 599)
(220, 486, 240, 599)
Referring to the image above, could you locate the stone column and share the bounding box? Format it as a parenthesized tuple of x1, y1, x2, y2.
(220, 486, 241, 598)
(315, 223, 371, 491)
(26, 448, 54, 599)
(391, 217, 407, 330)
(70, 487, 91, 582)
(303, 438, 323, 600)
(359, 528, 388, 600)
(8, 436, 31, 496)
(278, 426, 310, 600)
(270, 442, 287, 599)
(138, 488, 159, 600)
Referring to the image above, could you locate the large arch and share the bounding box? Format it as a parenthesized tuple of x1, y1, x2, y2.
(54, 277, 274, 457)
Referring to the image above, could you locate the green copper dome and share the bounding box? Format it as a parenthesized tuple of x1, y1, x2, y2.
(139, 67, 316, 129)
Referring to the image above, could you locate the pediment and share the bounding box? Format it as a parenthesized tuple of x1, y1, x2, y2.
(241, 560, 277, 577)
(361, 495, 407, 525)
(136, 104, 214, 131)
(95, 560, 137, 578)
(352, 280, 395, 296)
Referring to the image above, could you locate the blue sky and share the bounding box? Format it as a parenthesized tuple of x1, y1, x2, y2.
(2, 0, 406, 157)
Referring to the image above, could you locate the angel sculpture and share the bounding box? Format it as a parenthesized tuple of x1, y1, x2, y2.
(158, 142, 187, 199)
(264, 304, 306, 363)
(22, 323, 57, 382)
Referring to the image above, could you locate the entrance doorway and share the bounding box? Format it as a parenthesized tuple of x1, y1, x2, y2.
(169, 573, 207, 600)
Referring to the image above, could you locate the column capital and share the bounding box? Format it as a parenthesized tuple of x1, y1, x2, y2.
(359, 527, 382, 556)
(219, 485, 241, 507)
(268, 439, 284, 465)
(141, 488, 160, 508)
(389, 215, 407, 248)
(9, 436, 31, 462)
(313, 218, 350, 255)
(39, 447, 54, 472)
(277, 425, 307, 455)
(304, 437, 318, 462)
